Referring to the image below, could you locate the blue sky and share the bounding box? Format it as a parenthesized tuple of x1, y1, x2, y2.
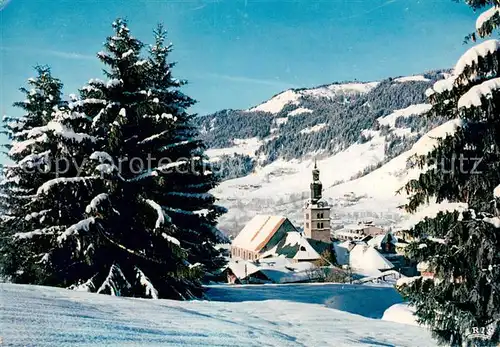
(1, 0, 476, 118)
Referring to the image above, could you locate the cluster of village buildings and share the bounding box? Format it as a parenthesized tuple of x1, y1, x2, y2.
(220, 163, 427, 285)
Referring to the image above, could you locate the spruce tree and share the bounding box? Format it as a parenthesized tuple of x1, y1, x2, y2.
(146, 24, 227, 273)
(58, 19, 226, 299)
(397, 1, 500, 345)
(0, 66, 97, 285)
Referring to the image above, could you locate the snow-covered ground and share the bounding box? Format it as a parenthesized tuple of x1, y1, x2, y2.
(206, 137, 263, 160)
(0, 283, 435, 346)
(382, 303, 420, 326)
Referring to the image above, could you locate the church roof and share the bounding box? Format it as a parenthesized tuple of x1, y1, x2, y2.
(232, 215, 288, 252)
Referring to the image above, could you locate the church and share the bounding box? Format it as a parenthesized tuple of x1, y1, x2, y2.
(230, 162, 332, 262)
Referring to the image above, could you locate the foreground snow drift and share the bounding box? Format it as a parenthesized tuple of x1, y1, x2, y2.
(0, 283, 435, 346)
(382, 303, 420, 326)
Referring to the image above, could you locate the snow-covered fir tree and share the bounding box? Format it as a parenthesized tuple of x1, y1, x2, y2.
(0, 66, 97, 285)
(146, 24, 227, 273)
(58, 19, 226, 299)
(397, 1, 500, 345)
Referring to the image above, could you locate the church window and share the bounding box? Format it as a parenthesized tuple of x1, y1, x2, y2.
(306, 222, 309, 228)
(306, 213, 309, 219)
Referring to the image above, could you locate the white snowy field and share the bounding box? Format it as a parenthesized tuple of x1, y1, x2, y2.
(0, 283, 434, 346)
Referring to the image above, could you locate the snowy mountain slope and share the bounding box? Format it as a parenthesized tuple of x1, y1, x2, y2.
(213, 116, 460, 236)
(196, 71, 447, 166)
(247, 81, 379, 114)
(0, 283, 435, 346)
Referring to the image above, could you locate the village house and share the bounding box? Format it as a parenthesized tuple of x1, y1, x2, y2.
(334, 221, 385, 241)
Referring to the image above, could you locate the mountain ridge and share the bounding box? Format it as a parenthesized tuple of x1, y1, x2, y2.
(195, 70, 449, 236)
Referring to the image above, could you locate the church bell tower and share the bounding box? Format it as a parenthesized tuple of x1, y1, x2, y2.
(303, 161, 331, 243)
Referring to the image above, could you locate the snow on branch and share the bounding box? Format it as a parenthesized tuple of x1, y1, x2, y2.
(457, 77, 500, 109)
(18, 150, 50, 168)
(128, 161, 188, 182)
(145, 199, 170, 229)
(90, 151, 114, 164)
(161, 233, 180, 246)
(85, 193, 109, 214)
(137, 130, 170, 145)
(494, 184, 500, 198)
(396, 200, 468, 232)
(454, 39, 500, 76)
(19, 120, 96, 143)
(135, 267, 159, 299)
(95, 163, 117, 175)
(476, 6, 500, 37)
(25, 209, 51, 221)
(483, 216, 500, 228)
(396, 276, 422, 287)
(425, 76, 456, 97)
(13, 226, 62, 240)
(97, 264, 131, 296)
(57, 217, 96, 244)
(68, 275, 97, 292)
(9, 134, 49, 156)
(121, 49, 134, 59)
(106, 79, 123, 89)
(37, 176, 97, 195)
(47, 121, 96, 143)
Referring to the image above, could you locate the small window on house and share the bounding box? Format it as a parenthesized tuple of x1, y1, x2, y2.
(306, 222, 309, 228)
(306, 213, 309, 219)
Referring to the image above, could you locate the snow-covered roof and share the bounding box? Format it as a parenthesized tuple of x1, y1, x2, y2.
(289, 234, 322, 261)
(226, 256, 318, 283)
(367, 233, 398, 248)
(259, 231, 323, 261)
(232, 215, 288, 252)
(349, 244, 394, 272)
(226, 259, 261, 279)
(333, 242, 351, 266)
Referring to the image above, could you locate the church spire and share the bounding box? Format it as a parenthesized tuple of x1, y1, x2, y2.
(310, 160, 322, 204)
